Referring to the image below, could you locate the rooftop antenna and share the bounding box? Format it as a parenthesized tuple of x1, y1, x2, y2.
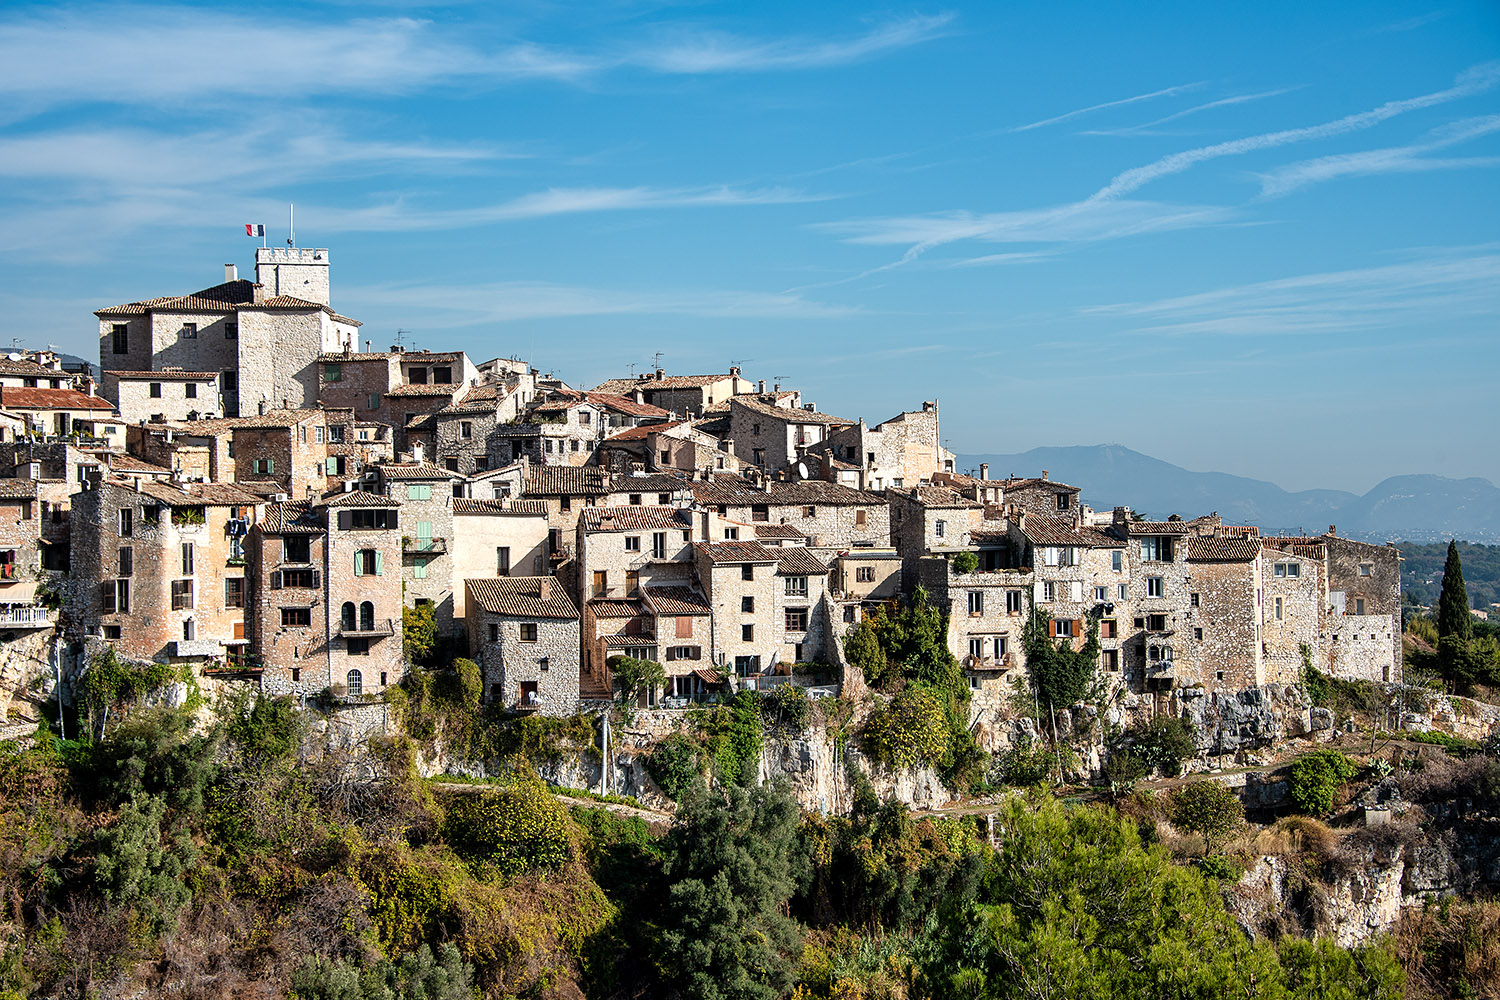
(651, 351, 664, 369)
(394, 328, 410, 351)
(287, 203, 296, 247)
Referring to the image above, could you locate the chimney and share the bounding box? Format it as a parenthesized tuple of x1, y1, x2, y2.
(1041, 470, 1049, 480)
(412, 442, 424, 463)
(729, 366, 741, 378)
(979, 463, 990, 480)
(655, 367, 665, 380)
(773, 382, 780, 392)
(1328, 524, 1337, 536)
(803, 403, 815, 412)
(225, 263, 238, 282)
(539, 578, 550, 601)
(258, 399, 268, 415)
(757, 379, 766, 394)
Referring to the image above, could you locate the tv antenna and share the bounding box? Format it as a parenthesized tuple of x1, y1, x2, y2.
(394, 329, 411, 351)
(651, 351, 664, 369)
(287, 203, 296, 247)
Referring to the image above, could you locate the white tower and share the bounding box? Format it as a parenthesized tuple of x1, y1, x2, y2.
(255, 247, 331, 306)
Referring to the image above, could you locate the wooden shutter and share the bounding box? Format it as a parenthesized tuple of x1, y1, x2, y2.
(1047, 619, 1057, 638)
(271, 570, 282, 590)
(102, 580, 115, 614)
(676, 616, 692, 638)
(1073, 619, 1083, 638)
(665, 647, 677, 661)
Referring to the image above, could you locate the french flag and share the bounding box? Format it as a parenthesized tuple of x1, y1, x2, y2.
(245, 224, 265, 237)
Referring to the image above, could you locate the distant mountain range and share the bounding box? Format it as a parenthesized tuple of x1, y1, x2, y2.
(957, 445, 1500, 544)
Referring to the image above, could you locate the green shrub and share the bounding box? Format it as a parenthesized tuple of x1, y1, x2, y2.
(993, 736, 1057, 787)
(647, 732, 703, 800)
(226, 693, 303, 763)
(693, 690, 762, 785)
(1114, 715, 1197, 777)
(951, 551, 979, 575)
(1102, 748, 1148, 793)
(610, 655, 665, 707)
(862, 686, 950, 770)
(1198, 853, 1245, 882)
(402, 603, 438, 665)
(1290, 749, 1359, 816)
(762, 683, 810, 728)
(439, 767, 573, 879)
(291, 943, 474, 1000)
(88, 792, 197, 938)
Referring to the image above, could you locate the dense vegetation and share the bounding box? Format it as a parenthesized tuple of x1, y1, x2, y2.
(1399, 540, 1500, 610)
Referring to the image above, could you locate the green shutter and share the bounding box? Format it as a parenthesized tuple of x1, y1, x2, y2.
(417, 521, 432, 551)
(414, 555, 428, 579)
(326, 456, 337, 474)
(375, 551, 383, 576)
(354, 551, 362, 576)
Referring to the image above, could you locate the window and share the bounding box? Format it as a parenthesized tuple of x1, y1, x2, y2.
(1055, 619, 1075, 637)
(1068, 581, 1084, 603)
(1042, 581, 1056, 602)
(413, 555, 429, 579)
(345, 669, 363, 697)
(1274, 562, 1301, 578)
(751, 504, 768, 522)
(354, 549, 381, 576)
(1147, 613, 1168, 631)
(1056, 493, 1071, 511)
(488, 623, 499, 643)
(785, 575, 807, 596)
(1118, 583, 1128, 600)
(741, 624, 754, 642)
(724, 527, 739, 540)
(348, 509, 394, 529)
(224, 322, 238, 341)
(624, 535, 641, 552)
(284, 537, 311, 562)
(844, 606, 857, 622)
(742, 596, 755, 613)
(182, 619, 195, 641)
(1354, 598, 1366, 615)
(251, 459, 274, 476)
(474, 456, 489, 472)
(324, 363, 343, 383)
(1006, 590, 1023, 614)
(460, 421, 472, 439)
(1101, 619, 1117, 638)
(181, 322, 197, 339)
(785, 608, 808, 632)
(969, 637, 985, 660)
(218, 576, 244, 609)
(118, 546, 133, 576)
(560, 496, 572, 512)
(1146, 576, 1164, 598)
(185, 382, 197, 399)
(571, 440, 580, 452)
(347, 639, 370, 656)
(367, 393, 380, 411)
(181, 542, 194, 575)
(968, 591, 984, 615)
(741, 563, 755, 580)
(855, 509, 868, 526)
(578, 410, 591, 425)
(102, 578, 130, 614)
(520, 623, 539, 642)
(1359, 563, 1373, 577)
(149, 382, 162, 398)
(993, 636, 1008, 658)
(1102, 649, 1119, 671)
(1190, 592, 1200, 607)
(1140, 537, 1172, 562)
(221, 370, 237, 392)
(407, 484, 431, 501)
(1194, 627, 1204, 640)
(625, 569, 639, 593)
(592, 571, 606, 597)
(652, 532, 667, 558)
(433, 366, 452, 384)
(112, 324, 129, 354)
(105, 624, 122, 640)
(658, 493, 671, 505)
(803, 505, 816, 518)
(1112, 550, 1123, 571)
(856, 566, 875, 583)
(496, 547, 510, 575)
(118, 507, 133, 537)
(934, 519, 946, 538)
(170, 579, 194, 611)
(281, 568, 316, 588)
(1094, 586, 1108, 602)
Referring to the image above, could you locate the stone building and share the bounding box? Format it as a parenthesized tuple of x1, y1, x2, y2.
(0, 355, 75, 391)
(432, 378, 536, 475)
(1259, 540, 1326, 686)
(249, 492, 404, 699)
(465, 577, 580, 715)
(592, 367, 754, 418)
(384, 384, 466, 455)
(450, 499, 550, 628)
(1183, 535, 1265, 692)
(812, 402, 955, 491)
(524, 464, 608, 564)
(0, 387, 117, 439)
(0, 478, 54, 630)
(317, 352, 402, 421)
(888, 484, 991, 588)
(727, 395, 852, 476)
(70, 479, 261, 666)
(101, 369, 223, 424)
(372, 462, 464, 635)
(96, 253, 362, 418)
(689, 477, 890, 556)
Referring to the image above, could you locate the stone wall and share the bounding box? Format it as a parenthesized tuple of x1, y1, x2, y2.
(472, 614, 580, 715)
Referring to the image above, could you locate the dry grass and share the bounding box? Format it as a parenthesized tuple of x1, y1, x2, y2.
(1393, 900, 1500, 1000)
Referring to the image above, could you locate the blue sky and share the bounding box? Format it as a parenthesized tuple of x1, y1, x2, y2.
(2, 1, 1497, 492)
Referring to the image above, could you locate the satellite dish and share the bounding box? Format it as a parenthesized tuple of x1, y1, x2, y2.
(796, 461, 809, 480)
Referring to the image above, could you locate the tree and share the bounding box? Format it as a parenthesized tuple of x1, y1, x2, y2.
(1437, 540, 1473, 643)
(401, 603, 437, 665)
(1289, 749, 1358, 816)
(655, 777, 808, 1000)
(1172, 781, 1245, 855)
(1021, 610, 1102, 718)
(952, 551, 979, 575)
(609, 655, 665, 707)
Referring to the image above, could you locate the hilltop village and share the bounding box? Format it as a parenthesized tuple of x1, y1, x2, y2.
(0, 246, 1402, 740)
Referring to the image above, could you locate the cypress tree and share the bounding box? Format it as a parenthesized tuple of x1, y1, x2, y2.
(1437, 539, 1473, 643)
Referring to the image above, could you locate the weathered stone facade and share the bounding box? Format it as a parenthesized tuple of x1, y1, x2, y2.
(465, 577, 580, 715)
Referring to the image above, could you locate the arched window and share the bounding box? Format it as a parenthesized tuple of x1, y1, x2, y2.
(359, 601, 375, 631)
(1148, 644, 1160, 662)
(1161, 645, 1173, 662)
(346, 669, 363, 697)
(341, 602, 356, 631)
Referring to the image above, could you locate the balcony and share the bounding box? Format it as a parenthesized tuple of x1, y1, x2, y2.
(402, 536, 447, 554)
(338, 618, 396, 638)
(0, 606, 53, 628)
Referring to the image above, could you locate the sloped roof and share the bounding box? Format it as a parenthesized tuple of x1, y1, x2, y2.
(604, 420, 686, 443)
(133, 479, 262, 507)
(1022, 515, 1119, 548)
(0, 479, 38, 499)
(1188, 537, 1261, 562)
(586, 392, 671, 418)
(694, 540, 780, 563)
(690, 477, 769, 506)
(106, 369, 218, 381)
(594, 373, 736, 394)
(776, 548, 829, 576)
(386, 383, 464, 398)
(468, 577, 578, 619)
(1126, 520, 1195, 535)
(525, 466, 607, 496)
(643, 586, 713, 616)
(260, 501, 324, 533)
(901, 485, 983, 510)
(378, 461, 461, 480)
(754, 523, 807, 539)
(452, 498, 546, 515)
(0, 387, 113, 411)
(580, 506, 692, 532)
(107, 454, 172, 475)
(0, 359, 69, 377)
(609, 472, 693, 494)
(320, 490, 400, 508)
(318, 351, 398, 362)
(231, 407, 323, 429)
(95, 279, 359, 323)
(730, 395, 851, 425)
(765, 480, 883, 506)
(590, 599, 644, 618)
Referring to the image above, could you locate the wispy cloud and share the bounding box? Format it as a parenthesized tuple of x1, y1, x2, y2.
(1253, 115, 1500, 197)
(0, 6, 954, 114)
(344, 280, 862, 327)
(1086, 61, 1500, 201)
(1082, 88, 1299, 135)
(632, 14, 956, 73)
(1011, 82, 1204, 132)
(1082, 252, 1500, 337)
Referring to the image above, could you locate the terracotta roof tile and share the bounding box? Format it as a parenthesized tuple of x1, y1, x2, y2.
(581, 506, 693, 532)
(642, 586, 713, 616)
(590, 599, 645, 618)
(386, 383, 464, 398)
(320, 490, 400, 508)
(1188, 537, 1261, 561)
(259, 501, 324, 533)
(0, 479, 38, 499)
(605, 420, 686, 444)
(525, 466, 607, 496)
(378, 461, 461, 480)
(730, 395, 851, 425)
(609, 472, 693, 494)
(765, 480, 884, 506)
(775, 548, 829, 576)
(0, 387, 113, 411)
(900, 485, 983, 509)
(694, 540, 780, 563)
(594, 373, 736, 393)
(452, 498, 546, 515)
(467, 577, 578, 619)
(105, 369, 218, 380)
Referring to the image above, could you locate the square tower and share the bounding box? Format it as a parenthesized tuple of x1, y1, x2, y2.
(255, 247, 331, 306)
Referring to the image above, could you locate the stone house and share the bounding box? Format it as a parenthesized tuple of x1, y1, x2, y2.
(592, 367, 754, 418)
(249, 492, 404, 699)
(688, 477, 890, 556)
(524, 464, 609, 565)
(888, 484, 990, 588)
(811, 402, 955, 491)
(917, 555, 1033, 707)
(70, 478, 261, 666)
(383, 384, 466, 455)
(691, 540, 784, 679)
(432, 378, 535, 475)
(0, 355, 75, 391)
(601, 471, 695, 509)
(96, 253, 362, 418)
(1259, 539, 1325, 686)
(727, 395, 852, 476)
(0, 387, 117, 439)
(465, 577, 580, 715)
(450, 498, 550, 628)
(371, 461, 465, 636)
(317, 352, 402, 421)
(1183, 535, 1266, 693)
(102, 369, 223, 423)
(0, 478, 54, 631)
(229, 408, 338, 498)
(397, 350, 478, 391)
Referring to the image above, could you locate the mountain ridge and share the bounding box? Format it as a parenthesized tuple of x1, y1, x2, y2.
(957, 445, 1500, 543)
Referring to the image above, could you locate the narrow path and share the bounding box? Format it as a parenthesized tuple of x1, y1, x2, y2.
(428, 779, 674, 824)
